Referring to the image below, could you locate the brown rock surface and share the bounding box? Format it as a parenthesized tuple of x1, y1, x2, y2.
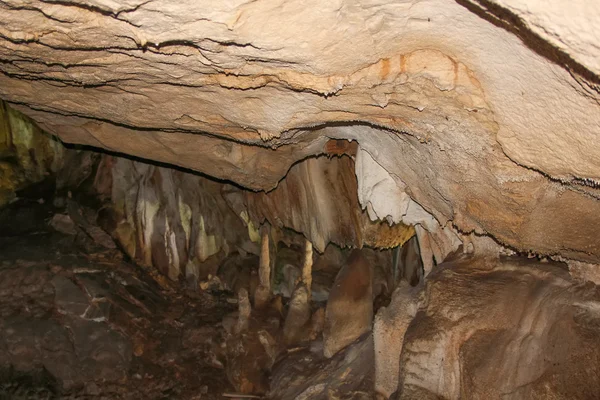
(374, 282, 421, 398)
(0, 199, 237, 398)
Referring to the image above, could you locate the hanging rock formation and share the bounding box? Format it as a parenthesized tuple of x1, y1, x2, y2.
(92, 151, 414, 281)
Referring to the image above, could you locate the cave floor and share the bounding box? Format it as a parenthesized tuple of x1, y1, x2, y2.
(0, 199, 239, 399)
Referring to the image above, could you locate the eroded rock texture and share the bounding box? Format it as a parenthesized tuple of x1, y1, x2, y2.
(395, 255, 600, 399)
(1, 3, 600, 397)
(269, 333, 375, 400)
(2, 98, 600, 399)
(0, 0, 599, 266)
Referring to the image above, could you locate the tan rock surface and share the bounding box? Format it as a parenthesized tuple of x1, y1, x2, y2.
(0, 0, 599, 263)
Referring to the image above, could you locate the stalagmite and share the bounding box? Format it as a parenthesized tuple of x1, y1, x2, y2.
(1, 0, 600, 398)
(373, 282, 421, 398)
(282, 238, 315, 345)
(282, 284, 311, 345)
(301, 238, 313, 299)
(254, 226, 271, 310)
(235, 288, 251, 334)
(323, 249, 373, 358)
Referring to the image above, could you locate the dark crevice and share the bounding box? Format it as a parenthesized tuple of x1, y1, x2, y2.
(0, 31, 139, 51)
(282, 119, 411, 141)
(495, 140, 600, 201)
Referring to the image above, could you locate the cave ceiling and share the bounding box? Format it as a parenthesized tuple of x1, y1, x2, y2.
(0, 0, 599, 263)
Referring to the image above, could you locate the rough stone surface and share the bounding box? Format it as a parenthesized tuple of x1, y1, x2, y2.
(0, 1, 599, 264)
(3, 101, 600, 399)
(94, 151, 414, 280)
(460, 1, 600, 83)
(395, 254, 600, 399)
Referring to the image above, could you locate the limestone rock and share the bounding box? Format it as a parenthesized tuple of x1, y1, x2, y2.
(568, 260, 600, 286)
(49, 214, 77, 236)
(254, 227, 272, 310)
(392, 236, 423, 287)
(94, 155, 250, 280)
(323, 249, 373, 358)
(224, 325, 277, 395)
(235, 288, 251, 334)
(0, 252, 143, 391)
(395, 254, 600, 399)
